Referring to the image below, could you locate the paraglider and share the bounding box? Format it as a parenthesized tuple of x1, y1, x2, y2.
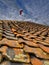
(19, 9, 32, 21)
(19, 9, 23, 15)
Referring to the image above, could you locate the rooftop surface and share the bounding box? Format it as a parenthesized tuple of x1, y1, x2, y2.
(0, 20, 49, 65)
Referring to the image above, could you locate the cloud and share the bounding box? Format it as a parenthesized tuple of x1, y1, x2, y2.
(0, 0, 49, 25)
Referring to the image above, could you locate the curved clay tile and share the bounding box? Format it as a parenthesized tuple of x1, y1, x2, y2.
(0, 20, 49, 65)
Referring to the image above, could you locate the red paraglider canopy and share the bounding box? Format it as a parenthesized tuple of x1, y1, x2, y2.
(19, 9, 23, 15)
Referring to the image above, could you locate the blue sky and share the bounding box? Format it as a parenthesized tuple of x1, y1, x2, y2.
(0, 0, 49, 25)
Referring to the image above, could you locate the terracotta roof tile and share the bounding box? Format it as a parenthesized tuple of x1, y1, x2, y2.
(0, 20, 49, 65)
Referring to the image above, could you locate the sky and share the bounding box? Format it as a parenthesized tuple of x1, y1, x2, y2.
(0, 0, 49, 25)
